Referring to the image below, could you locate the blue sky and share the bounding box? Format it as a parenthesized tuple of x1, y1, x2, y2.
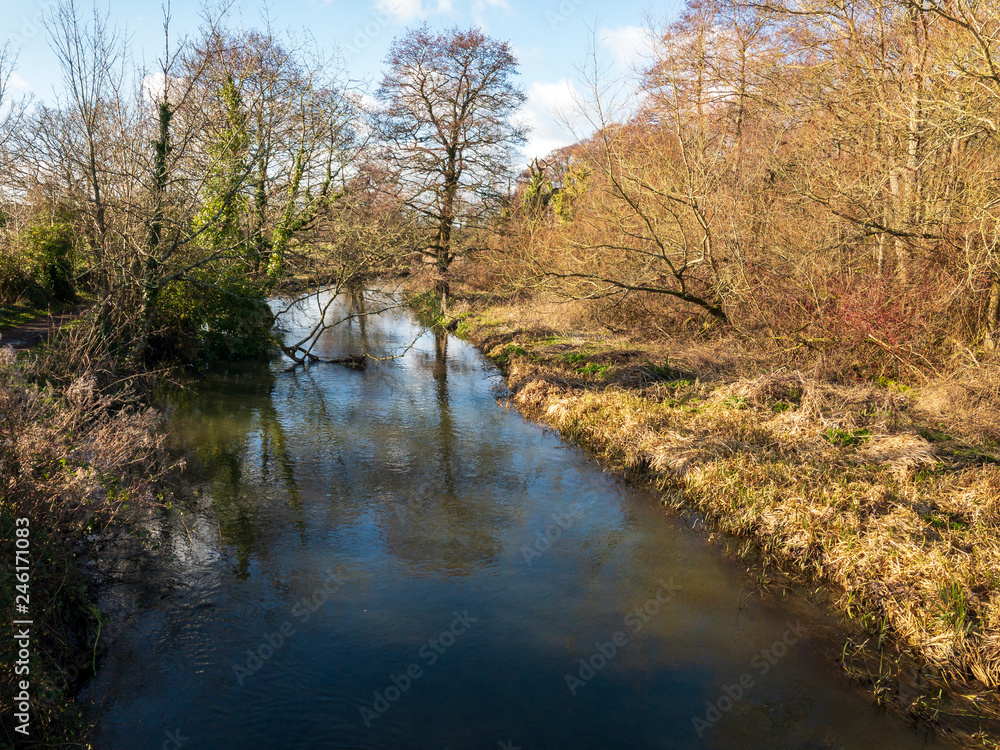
(2, 0, 684, 163)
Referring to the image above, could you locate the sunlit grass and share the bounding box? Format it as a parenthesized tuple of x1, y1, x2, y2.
(451, 293, 1000, 747)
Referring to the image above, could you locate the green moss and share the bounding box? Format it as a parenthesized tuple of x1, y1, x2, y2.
(822, 427, 872, 447)
(492, 343, 529, 366)
(575, 361, 611, 377)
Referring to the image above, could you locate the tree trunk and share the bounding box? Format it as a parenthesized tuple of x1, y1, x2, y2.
(985, 277, 1000, 348)
(132, 100, 173, 366)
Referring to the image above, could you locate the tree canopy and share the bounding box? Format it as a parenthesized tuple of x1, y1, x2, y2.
(376, 25, 527, 310)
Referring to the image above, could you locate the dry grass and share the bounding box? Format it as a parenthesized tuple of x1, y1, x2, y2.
(0, 346, 171, 746)
(452, 291, 1000, 748)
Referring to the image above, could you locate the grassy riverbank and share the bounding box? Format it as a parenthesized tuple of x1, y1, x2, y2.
(434, 288, 1000, 748)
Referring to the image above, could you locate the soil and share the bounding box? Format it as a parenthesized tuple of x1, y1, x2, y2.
(0, 307, 88, 350)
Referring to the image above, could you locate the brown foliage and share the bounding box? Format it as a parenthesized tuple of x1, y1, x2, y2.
(0, 346, 171, 744)
(490, 0, 1000, 381)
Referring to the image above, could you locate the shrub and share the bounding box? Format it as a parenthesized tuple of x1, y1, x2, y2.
(0, 248, 36, 305)
(0, 349, 168, 745)
(23, 222, 77, 303)
(150, 274, 274, 362)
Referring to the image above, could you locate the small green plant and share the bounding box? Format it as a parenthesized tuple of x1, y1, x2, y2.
(649, 357, 687, 381)
(822, 427, 872, 447)
(922, 511, 967, 532)
(561, 351, 588, 364)
(723, 396, 749, 410)
(772, 400, 792, 413)
(917, 425, 952, 443)
(875, 375, 910, 392)
(937, 580, 970, 633)
(914, 463, 946, 482)
(492, 343, 528, 366)
(575, 361, 610, 377)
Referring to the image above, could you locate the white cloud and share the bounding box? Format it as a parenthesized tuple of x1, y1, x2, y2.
(521, 78, 585, 161)
(599, 25, 654, 72)
(359, 91, 380, 111)
(472, 0, 509, 29)
(7, 72, 30, 92)
(141, 72, 168, 103)
(371, 0, 507, 26)
(141, 72, 186, 105)
(375, 0, 454, 24)
(510, 43, 544, 68)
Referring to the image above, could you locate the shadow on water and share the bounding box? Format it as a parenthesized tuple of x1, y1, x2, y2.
(82, 290, 950, 750)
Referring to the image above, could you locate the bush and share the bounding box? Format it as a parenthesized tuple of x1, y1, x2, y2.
(23, 222, 78, 303)
(150, 273, 274, 362)
(0, 221, 79, 307)
(0, 349, 168, 745)
(0, 249, 37, 305)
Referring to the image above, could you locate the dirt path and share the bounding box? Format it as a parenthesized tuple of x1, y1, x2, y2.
(0, 307, 88, 351)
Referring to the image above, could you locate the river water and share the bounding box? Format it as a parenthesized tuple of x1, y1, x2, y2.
(83, 291, 947, 749)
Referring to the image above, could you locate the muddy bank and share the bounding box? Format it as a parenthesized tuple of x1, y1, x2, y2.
(0, 348, 168, 747)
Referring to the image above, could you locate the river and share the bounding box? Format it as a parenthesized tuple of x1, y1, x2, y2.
(82, 291, 947, 749)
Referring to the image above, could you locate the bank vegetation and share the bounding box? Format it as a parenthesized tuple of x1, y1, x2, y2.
(433, 0, 1000, 744)
(4, 0, 1000, 745)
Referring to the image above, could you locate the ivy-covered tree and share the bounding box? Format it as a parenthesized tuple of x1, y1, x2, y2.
(194, 73, 250, 253)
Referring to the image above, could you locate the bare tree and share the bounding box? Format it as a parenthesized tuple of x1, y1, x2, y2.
(533, 12, 785, 325)
(0, 43, 30, 187)
(41, 0, 130, 303)
(375, 25, 527, 314)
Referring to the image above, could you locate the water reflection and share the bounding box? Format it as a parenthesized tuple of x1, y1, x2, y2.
(83, 291, 948, 750)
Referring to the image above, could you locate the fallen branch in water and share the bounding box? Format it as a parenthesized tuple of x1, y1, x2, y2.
(279, 344, 368, 369)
